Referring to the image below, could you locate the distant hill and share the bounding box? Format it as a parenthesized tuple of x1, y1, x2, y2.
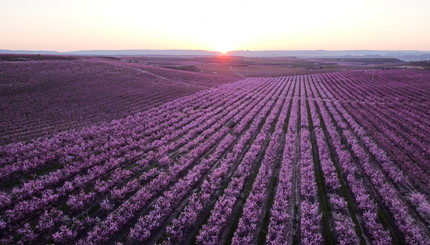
(0, 49, 218, 56)
(228, 50, 430, 61)
(1, 49, 430, 61)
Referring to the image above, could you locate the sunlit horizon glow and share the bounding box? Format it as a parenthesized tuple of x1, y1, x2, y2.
(1, 0, 430, 52)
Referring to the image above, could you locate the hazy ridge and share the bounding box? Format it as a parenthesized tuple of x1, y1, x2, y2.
(1, 49, 430, 61)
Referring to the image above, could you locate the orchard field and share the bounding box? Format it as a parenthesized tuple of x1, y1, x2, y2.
(0, 56, 239, 144)
(1, 67, 430, 244)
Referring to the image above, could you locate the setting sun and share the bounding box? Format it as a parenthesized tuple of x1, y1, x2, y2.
(215, 41, 231, 55)
(218, 49, 229, 55)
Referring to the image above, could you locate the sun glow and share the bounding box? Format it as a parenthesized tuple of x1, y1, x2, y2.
(219, 49, 228, 55)
(216, 42, 231, 55)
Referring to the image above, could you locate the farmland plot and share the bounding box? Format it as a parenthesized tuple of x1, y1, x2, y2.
(0, 57, 238, 145)
(0, 70, 429, 244)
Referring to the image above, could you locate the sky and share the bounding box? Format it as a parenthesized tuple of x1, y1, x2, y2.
(1, 0, 429, 52)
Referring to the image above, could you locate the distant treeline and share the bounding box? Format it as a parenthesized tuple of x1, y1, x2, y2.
(409, 60, 430, 69)
(0, 54, 78, 61)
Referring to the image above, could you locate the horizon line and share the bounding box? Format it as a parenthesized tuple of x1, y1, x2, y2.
(2, 48, 430, 53)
